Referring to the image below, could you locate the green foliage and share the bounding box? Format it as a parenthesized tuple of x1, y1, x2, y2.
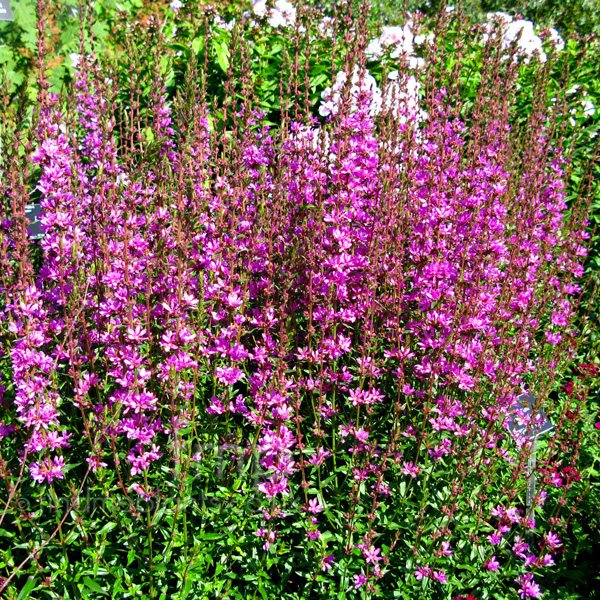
(385, 0, 600, 36)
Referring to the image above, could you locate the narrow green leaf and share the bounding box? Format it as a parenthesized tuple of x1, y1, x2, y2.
(127, 548, 136, 566)
(17, 577, 37, 600)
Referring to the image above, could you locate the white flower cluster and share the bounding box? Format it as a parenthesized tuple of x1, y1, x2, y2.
(564, 85, 596, 126)
(547, 27, 565, 51)
(582, 98, 595, 117)
(213, 14, 236, 31)
(251, 0, 296, 28)
(365, 23, 430, 69)
(318, 67, 426, 126)
(366, 24, 413, 59)
(551, 85, 596, 127)
(319, 69, 382, 118)
(385, 71, 428, 125)
(485, 12, 565, 63)
(317, 16, 334, 38)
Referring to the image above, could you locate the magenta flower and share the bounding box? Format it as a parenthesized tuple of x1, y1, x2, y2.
(206, 397, 227, 415)
(85, 454, 108, 473)
(436, 541, 453, 556)
(538, 553, 555, 567)
(515, 573, 542, 598)
(29, 456, 65, 484)
(512, 535, 529, 559)
(307, 498, 324, 514)
(432, 570, 448, 584)
(544, 532, 562, 550)
(215, 366, 245, 385)
(321, 554, 335, 571)
(0, 15, 592, 596)
(353, 573, 368, 589)
(488, 532, 503, 545)
(363, 545, 382, 564)
(400, 461, 421, 478)
(354, 427, 369, 443)
(130, 483, 153, 501)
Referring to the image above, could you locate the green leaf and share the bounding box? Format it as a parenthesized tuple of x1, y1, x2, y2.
(127, 548, 136, 566)
(144, 127, 155, 144)
(13, 2, 37, 52)
(83, 577, 107, 595)
(214, 41, 230, 73)
(99, 522, 117, 536)
(91, 21, 109, 43)
(151, 563, 168, 573)
(17, 577, 37, 600)
(63, 461, 82, 473)
(191, 38, 204, 55)
(0, 45, 13, 63)
(180, 578, 193, 599)
(111, 579, 124, 599)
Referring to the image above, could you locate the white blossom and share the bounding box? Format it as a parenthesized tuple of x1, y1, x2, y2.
(116, 173, 130, 188)
(414, 32, 434, 45)
(366, 38, 384, 59)
(484, 14, 547, 63)
(317, 16, 334, 38)
(214, 15, 235, 31)
(408, 56, 425, 69)
(582, 98, 595, 117)
(504, 20, 546, 62)
(366, 22, 424, 66)
(547, 28, 565, 51)
(383, 72, 427, 124)
(319, 68, 382, 117)
(251, 0, 296, 28)
(380, 24, 414, 55)
(487, 11, 513, 24)
(251, 0, 267, 16)
(318, 66, 426, 126)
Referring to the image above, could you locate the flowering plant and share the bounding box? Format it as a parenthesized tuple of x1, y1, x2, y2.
(0, 1, 597, 598)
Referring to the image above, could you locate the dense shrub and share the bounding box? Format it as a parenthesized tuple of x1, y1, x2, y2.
(0, 1, 598, 599)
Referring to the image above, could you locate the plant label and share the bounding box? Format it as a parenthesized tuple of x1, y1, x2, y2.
(25, 203, 45, 240)
(0, 0, 13, 20)
(507, 393, 554, 440)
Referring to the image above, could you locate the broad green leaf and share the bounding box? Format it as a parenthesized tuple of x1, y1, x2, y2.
(0, 45, 13, 63)
(192, 38, 204, 55)
(214, 40, 230, 73)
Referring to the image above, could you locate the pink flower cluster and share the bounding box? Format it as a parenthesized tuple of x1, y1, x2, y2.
(0, 18, 590, 597)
